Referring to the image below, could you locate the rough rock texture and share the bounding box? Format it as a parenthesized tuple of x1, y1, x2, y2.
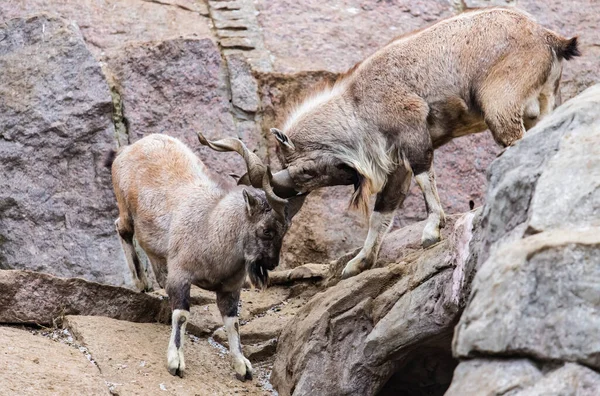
(271, 209, 482, 395)
(0, 270, 169, 325)
(0, 0, 213, 58)
(449, 85, 600, 391)
(447, 360, 600, 396)
(0, 326, 109, 395)
(108, 37, 244, 179)
(0, 15, 131, 286)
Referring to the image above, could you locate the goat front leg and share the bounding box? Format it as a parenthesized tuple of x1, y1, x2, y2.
(217, 290, 252, 381)
(342, 166, 412, 279)
(166, 277, 191, 377)
(415, 168, 446, 248)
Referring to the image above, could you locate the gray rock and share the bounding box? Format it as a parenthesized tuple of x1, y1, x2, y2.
(0, 270, 170, 325)
(447, 360, 600, 396)
(0, 15, 131, 286)
(450, 85, 600, 389)
(454, 231, 600, 368)
(446, 359, 542, 396)
(227, 52, 260, 113)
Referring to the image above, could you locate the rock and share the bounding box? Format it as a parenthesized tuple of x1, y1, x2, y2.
(254, 0, 453, 73)
(450, 85, 600, 388)
(0, 0, 213, 59)
(239, 286, 291, 319)
(268, 264, 329, 285)
(447, 360, 600, 396)
(454, 231, 600, 368)
(0, 15, 132, 287)
(64, 315, 274, 395)
(227, 53, 260, 113)
(150, 285, 216, 306)
(446, 359, 543, 396)
(108, 37, 242, 181)
(187, 304, 223, 336)
(0, 326, 109, 395)
(0, 270, 170, 325)
(271, 210, 482, 395)
(244, 338, 278, 362)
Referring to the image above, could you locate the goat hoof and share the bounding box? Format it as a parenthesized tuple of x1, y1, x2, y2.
(233, 356, 253, 382)
(421, 235, 441, 248)
(168, 366, 185, 378)
(341, 265, 361, 279)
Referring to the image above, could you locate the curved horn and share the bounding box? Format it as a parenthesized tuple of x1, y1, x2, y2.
(198, 132, 265, 188)
(262, 166, 288, 222)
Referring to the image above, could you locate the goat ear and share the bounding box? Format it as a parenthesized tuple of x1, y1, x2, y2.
(270, 128, 295, 150)
(242, 189, 259, 215)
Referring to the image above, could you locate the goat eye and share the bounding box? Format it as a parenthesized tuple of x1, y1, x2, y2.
(263, 229, 274, 239)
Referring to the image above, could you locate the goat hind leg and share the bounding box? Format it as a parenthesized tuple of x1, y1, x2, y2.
(342, 165, 412, 279)
(217, 290, 252, 381)
(415, 168, 446, 248)
(115, 217, 149, 291)
(166, 278, 191, 377)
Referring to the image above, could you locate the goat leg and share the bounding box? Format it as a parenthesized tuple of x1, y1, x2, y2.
(166, 277, 191, 377)
(217, 290, 252, 381)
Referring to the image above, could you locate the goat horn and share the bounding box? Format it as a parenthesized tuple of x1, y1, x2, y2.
(262, 166, 288, 222)
(197, 132, 265, 188)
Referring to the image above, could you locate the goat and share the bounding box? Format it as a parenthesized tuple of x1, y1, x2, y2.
(256, 7, 579, 278)
(108, 133, 304, 380)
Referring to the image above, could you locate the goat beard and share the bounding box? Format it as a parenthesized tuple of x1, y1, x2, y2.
(247, 260, 269, 290)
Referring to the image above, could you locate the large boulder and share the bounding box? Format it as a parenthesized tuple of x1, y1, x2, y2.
(0, 270, 170, 325)
(271, 209, 482, 395)
(0, 15, 131, 286)
(449, 85, 600, 393)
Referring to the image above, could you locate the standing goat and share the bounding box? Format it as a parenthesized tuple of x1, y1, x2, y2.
(236, 7, 579, 278)
(108, 133, 304, 380)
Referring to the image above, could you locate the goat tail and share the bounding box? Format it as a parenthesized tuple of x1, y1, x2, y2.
(247, 261, 269, 290)
(104, 149, 118, 169)
(548, 34, 581, 61)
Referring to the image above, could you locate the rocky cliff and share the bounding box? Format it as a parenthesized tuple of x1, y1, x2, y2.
(0, 1, 599, 396)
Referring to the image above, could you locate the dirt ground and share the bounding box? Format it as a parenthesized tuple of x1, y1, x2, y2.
(0, 284, 320, 396)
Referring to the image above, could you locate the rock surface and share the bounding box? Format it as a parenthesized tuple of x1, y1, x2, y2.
(0, 0, 213, 59)
(449, 85, 600, 392)
(108, 37, 243, 179)
(271, 209, 482, 395)
(447, 360, 600, 396)
(0, 15, 132, 286)
(0, 270, 169, 325)
(0, 326, 109, 395)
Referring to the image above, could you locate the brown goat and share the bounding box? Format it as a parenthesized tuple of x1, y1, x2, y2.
(261, 7, 580, 278)
(108, 134, 304, 380)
